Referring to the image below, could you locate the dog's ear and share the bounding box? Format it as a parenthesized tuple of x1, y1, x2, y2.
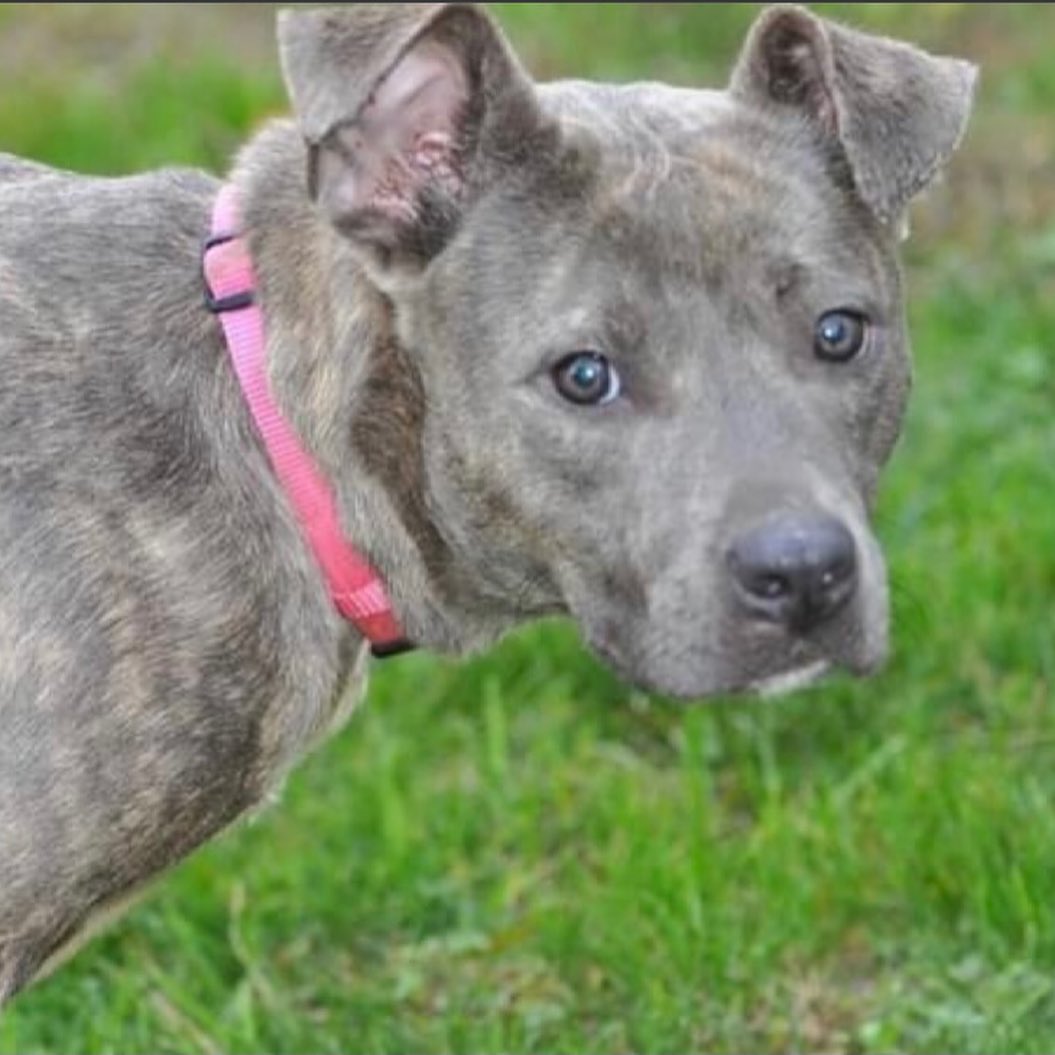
(730, 5, 978, 225)
(278, 3, 543, 270)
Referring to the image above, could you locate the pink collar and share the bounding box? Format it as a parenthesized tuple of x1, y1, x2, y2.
(203, 185, 411, 658)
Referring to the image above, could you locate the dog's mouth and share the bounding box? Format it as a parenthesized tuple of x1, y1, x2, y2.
(582, 615, 884, 702)
(747, 660, 831, 699)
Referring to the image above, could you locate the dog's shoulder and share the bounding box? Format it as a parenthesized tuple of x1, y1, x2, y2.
(0, 157, 217, 256)
(0, 160, 219, 355)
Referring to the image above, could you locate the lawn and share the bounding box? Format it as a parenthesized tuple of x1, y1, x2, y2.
(1, 4, 1053, 1053)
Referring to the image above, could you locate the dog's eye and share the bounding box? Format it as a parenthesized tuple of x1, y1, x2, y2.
(814, 310, 869, 363)
(553, 352, 622, 406)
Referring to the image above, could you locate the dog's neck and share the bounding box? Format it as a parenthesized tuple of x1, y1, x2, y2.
(228, 120, 516, 657)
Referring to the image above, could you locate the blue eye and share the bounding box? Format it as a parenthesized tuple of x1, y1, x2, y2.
(553, 352, 622, 406)
(815, 310, 869, 362)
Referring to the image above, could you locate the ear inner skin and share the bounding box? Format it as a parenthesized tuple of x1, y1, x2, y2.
(278, 4, 541, 267)
(277, 4, 460, 144)
(315, 40, 469, 232)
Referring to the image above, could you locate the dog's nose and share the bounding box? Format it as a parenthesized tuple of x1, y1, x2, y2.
(727, 513, 858, 631)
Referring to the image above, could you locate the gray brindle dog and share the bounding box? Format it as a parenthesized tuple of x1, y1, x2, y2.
(0, 3, 974, 1002)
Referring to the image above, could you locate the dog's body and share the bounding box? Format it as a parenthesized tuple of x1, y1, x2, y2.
(0, 4, 974, 1002)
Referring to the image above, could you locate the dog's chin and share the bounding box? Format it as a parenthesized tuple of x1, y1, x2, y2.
(746, 660, 831, 699)
(585, 629, 885, 703)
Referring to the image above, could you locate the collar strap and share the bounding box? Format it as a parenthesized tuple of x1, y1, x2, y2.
(203, 185, 412, 659)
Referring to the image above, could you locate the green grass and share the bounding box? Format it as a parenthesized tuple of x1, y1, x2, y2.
(1, 4, 1054, 1052)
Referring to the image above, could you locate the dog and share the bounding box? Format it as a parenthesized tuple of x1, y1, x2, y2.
(0, 3, 975, 1002)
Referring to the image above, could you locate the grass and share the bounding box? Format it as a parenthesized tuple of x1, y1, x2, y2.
(1, 3, 1054, 1052)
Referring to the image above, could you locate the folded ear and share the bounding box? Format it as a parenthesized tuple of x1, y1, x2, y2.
(730, 5, 978, 226)
(278, 3, 543, 269)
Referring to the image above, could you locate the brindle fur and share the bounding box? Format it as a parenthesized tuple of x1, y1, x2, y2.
(0, 4, 974, 1002)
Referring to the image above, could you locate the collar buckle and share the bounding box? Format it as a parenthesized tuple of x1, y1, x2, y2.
(203, 232, 255, 314)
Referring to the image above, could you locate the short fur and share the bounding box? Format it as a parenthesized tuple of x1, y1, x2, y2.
(0, 4, 975, 1002)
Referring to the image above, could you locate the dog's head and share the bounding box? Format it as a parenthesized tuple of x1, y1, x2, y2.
(276, 3, 976, 698)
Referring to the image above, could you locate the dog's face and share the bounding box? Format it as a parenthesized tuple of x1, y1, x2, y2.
(278, 4, 976, 698)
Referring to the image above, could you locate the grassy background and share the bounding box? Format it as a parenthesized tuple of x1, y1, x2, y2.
(0, 4, 1053, 1052)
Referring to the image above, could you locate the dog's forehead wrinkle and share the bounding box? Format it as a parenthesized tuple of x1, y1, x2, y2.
(540, 78, 829, 199)
(538, 79, 734, 134)
(529, 119, 867, 298)
(453, 98, 877, 337)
